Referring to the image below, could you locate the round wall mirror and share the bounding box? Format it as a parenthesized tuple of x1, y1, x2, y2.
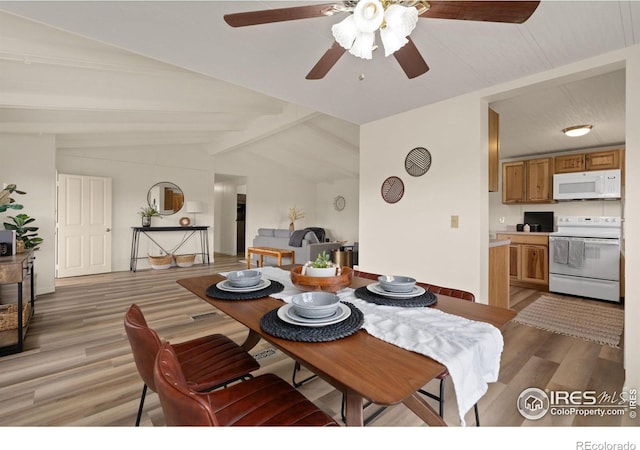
(147, 182, 184, 215)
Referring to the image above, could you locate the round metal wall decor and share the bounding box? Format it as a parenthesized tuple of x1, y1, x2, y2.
(381, 176, 404, 204)
(405, 147, 432, 177)
(334, 195, 346, 211)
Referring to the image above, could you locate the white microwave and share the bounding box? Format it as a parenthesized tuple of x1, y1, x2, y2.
(553, 169, 621, 200)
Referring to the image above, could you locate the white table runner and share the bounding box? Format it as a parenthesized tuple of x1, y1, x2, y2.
(253, 267, 505, 425)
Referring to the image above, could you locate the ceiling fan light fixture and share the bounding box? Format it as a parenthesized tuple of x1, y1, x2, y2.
(332, 15, 358, 49)
(380, 4, 418, 56)
(350, 31, 376, 59)
(380, 27, 407, 56)
(353, 0, 385, 32)
(563, 124, 593, 137)
(332, 0, 384, 60)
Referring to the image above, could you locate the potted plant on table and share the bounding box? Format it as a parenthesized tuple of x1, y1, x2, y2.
(139, 206, 161, 227)
(2, 184, 42, 254)
(3, 213, 43, 252)
(303, 251, 339, 277)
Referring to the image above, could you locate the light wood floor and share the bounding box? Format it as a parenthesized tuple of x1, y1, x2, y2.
(0, 254, 632, 427)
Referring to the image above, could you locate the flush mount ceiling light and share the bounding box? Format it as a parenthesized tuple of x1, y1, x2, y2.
(563, 125, 593, 137)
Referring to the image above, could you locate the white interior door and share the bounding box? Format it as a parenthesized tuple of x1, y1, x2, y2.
(57, 174, 112, 278)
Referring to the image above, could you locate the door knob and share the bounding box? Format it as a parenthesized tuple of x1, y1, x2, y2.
(106, 228, 111, 232)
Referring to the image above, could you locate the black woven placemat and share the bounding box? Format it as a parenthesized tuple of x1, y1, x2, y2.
(260, 302, 363, 342)
(206, 280, 284, 300)
(354, 286, 437, 307)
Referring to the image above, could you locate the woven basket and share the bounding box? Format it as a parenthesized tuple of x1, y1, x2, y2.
(0, 303, 30, 332)
(148, 254, 172, 270)
(175, 254, 195, 268)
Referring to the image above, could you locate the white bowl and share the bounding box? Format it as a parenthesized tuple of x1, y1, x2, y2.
(291, 292, 340, 319)
(227, 270, 262, 287)
(305, 266, 337, 277)
(378, 275, 416, 293)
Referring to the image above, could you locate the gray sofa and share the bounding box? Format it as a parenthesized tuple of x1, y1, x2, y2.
(250, 228, 341, 267)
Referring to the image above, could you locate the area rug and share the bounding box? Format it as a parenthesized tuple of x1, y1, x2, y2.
(513, 295, 624, 347)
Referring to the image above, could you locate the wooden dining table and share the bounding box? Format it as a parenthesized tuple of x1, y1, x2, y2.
(177, 269, 516, 427)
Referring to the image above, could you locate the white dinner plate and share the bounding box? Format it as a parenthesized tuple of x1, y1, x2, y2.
(278, 303, 351, 327)
(366, 283, 426, 299)
(216, 278, 271, 293)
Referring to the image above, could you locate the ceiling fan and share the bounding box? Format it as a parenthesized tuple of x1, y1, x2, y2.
(224, 1, 540, 80)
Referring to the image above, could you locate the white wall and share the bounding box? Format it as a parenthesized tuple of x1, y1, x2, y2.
(316, 178, 359, 243)
(57, 145, 215, 271)
(360, 94, 486, 297)
(0, 133, 56, 295)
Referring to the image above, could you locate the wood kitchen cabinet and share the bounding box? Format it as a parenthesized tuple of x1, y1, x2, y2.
(502, 157, 553, 204)
(554, 148, 622, 173)
(502, 161, 525, 203)
(496, 233, 549, 290)
(489, 241, 510, 309)
(526, 158, 554, 202)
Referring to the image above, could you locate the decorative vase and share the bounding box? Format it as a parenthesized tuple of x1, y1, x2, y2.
(16, 240, 25, 254)
(142, 216, 151, 227)
(289, 222, 294, 231)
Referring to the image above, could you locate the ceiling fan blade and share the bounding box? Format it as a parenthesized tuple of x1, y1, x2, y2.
(224, 3, 336, 27)
(394, 38, 429, 79)
(420, 1, 540, 24)
(306, 42, 347, 80)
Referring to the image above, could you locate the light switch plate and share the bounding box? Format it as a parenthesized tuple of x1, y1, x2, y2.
(451, 215, 459, 228)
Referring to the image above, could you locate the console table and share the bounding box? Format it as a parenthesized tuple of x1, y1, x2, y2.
(130, 226, 210, 272)
(0, 250, 35, 356)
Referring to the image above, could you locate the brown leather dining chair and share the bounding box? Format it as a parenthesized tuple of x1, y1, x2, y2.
(124, 303, 260, 426)
(154, 341, 339, 426)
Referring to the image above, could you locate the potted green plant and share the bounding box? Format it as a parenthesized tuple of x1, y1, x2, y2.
(303, 251, 338, 277)
(139, 206, 161, 227)
(3, 213, 43, 252)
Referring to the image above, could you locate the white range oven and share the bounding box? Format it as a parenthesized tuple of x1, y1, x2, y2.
(549, 216, 621, 303)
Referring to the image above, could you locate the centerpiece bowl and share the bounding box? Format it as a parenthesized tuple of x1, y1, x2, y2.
(290, 266, 353, 293)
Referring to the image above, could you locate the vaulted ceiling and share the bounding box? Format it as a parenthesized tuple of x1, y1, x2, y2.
(0, 1, 636, 172)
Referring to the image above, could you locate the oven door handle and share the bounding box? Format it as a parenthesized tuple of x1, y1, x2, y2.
(582, 239, 620, 246)
(550, 236, 619, 245)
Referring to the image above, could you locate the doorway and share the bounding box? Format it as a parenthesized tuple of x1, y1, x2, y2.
(213, 174, 247, 257)
(56, 173, 113, 278)
(236, 194, 246, 253)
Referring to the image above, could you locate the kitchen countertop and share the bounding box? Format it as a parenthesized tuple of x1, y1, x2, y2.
(489, 239, 510, 248)
(494, 231, 554, 236)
